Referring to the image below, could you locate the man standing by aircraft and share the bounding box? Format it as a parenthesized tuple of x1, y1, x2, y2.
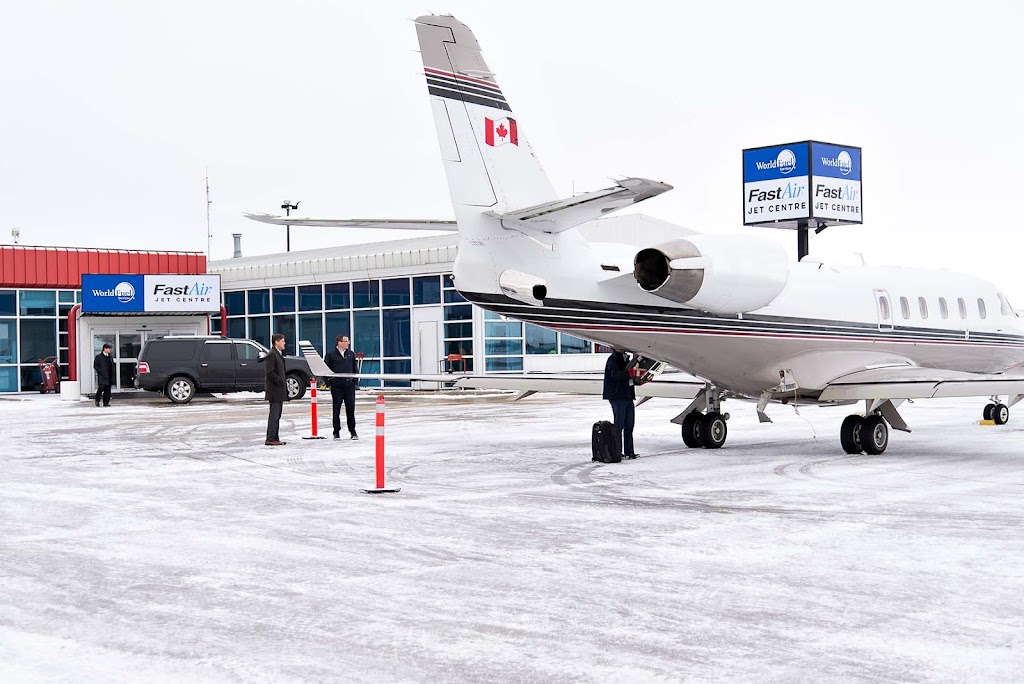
(325, 335, 359, 440)
(264, 333, 288, 447)
(604, 348, 638, 459)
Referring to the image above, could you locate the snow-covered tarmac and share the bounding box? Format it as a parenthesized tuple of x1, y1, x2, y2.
(1, 391, 1022, 682)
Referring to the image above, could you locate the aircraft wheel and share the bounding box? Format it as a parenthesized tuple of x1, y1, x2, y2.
(681, 411, 703, 448)
(862, 415, 889, 455)
(983, 403, 995, 421)
(700, 412, 728, 449)
(840, 415, 865, 454)
(993, 403, 1009, 425)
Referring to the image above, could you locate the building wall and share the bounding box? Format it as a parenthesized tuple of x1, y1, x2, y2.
(0, 288, 80, 392)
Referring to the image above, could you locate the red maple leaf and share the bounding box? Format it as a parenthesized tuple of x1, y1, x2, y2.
(495, 123, 508, 139)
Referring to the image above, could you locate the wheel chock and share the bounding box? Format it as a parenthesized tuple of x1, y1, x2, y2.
(978, 419, 996, 426)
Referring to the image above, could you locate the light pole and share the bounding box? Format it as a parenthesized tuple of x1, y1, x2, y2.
(281, 200, 300, 252)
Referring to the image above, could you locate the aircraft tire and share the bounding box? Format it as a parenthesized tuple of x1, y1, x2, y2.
(681, 411, 703, 448)
(983, 403, 995, 421)
(700, 412, 727, 449)
(840, 415, 864, 454)
(862, 415, 889, 455)
(993, 403, 1009, 425)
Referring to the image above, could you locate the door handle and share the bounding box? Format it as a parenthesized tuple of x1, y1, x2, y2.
(239, 363, 248, 367)
(201, 363, 209, 367)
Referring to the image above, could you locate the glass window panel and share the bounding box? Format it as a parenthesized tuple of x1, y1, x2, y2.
(485, 339, 523, 356)
(234, 342, 263, 360)
(879, 296, 890, 321)
(299, 313, 324, 355)
(413, 276, 441, 305)
(486, 357, 523, 372)
(20, 366, 43, 392)
(58, 318, 68, 333)
(201, 342, 233, 362)
(445, 322, 472, 339)
(325, 312, 352, 342)
(998, 293, 1013, 316)
(595, 343, 613, 354)
(272, 287, 296, 313)
(382, 278, 411, 307)
(0, 366, 18, 392)
(485, 320, 522, 338)
(19, 290, 56, 316)
(443, 274, 456, 289)
(248, 289, 270, 315)
(298, 285, 322, 312)
(75, 291, 82, 303)
(0, 291, 15, 317)
(444, 304, 472, 321)
(382, 309, 411, 357)
(899, 297, 910, 319)
(119, 362, 136, 389)
(59, 291, 76, 303)
(0, 319, 16, 364)
(445, 340, 472, 356)
(59, 303, 73, 317)
(939, 298, 949, 320)
(93, 334, 115, 357)
(525, 324, 557, 354)
(227, 318, 246, 339)
(210, 316, 222, 334)
(224, 291, 245, 317)
(249, 316, 270, 348)
(383, 359, 411, 388)
(353, 309, 380, 358)
(119, 334, 142, 359)
(560, 334, 592, 354)
(444, 289, 466, 303)
(359, 360, 382, 388)
(353, 280, 380, 309)
(324, 283, 350, 310)
(20, 319, 56, 363)
(59, 349, 69, 370)
(978, 298, 987, 319)
(918, 297, 928, 319)
(273, 315, 296, 355)
(958, 298, 967, 319)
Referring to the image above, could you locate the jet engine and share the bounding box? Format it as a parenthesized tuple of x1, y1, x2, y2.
(633, 234, 789, 314)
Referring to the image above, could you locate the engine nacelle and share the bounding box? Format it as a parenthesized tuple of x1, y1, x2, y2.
(633, 234, 789, 314)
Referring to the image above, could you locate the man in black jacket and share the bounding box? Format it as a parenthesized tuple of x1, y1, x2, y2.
(264, 333, 288, 446)
(93, 343, 116, 407)
(603, 348, 637, 459)
(324, 334, 358, 440)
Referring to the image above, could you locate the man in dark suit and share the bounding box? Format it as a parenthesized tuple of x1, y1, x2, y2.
(324, 334, 358, 440)
(264, 333, 288, 446)
(603, 348, 637, 459)
(93, 343, 116, 407)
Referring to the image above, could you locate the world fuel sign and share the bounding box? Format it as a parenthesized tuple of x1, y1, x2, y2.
(743, 141, 862, 228)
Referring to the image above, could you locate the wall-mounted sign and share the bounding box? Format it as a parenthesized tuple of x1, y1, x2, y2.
(742, 141, 862, 228)
(82, 274, 221, 313)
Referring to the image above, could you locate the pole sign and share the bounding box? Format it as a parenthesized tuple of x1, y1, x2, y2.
(82, 274, 221, 313)
(743, 141, 862, 228)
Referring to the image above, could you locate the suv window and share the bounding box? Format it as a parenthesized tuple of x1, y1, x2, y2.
(144, 340, 198, 361)
(234, 342, 263, 360)
(202, 342, 233, 362)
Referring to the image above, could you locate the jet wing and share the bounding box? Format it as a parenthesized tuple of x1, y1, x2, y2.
(818, 366, 1024, 401)
(244, 213, 457, 231)
(490, 177, 672, 235)
(298, 341, 703, 399)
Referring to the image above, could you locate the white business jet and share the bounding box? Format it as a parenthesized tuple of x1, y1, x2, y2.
(251, 14, 1024, 456)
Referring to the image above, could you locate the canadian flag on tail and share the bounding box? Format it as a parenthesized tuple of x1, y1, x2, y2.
(484, 117, 518, 147)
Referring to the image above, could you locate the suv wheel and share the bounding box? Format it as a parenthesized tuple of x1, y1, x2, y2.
(167, 376, 196, 404)
(286, 374, 307, 401)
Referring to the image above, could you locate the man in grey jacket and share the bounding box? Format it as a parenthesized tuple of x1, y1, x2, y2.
(264, 334, 288, 446)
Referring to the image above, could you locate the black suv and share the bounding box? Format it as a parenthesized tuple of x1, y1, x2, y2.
(136, 336, 313, 404)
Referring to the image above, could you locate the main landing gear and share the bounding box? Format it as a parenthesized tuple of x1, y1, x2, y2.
(840, 414, 889, 455)
(983, 402, 1009, 425)
(677, 385, 729, 449)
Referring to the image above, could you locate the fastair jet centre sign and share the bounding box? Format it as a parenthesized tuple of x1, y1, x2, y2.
(743, 141, 862, 228)
(82, 274, 221, 313)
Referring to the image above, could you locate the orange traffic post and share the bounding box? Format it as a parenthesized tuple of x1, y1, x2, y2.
(362, 394, 400, 494)
(302, 378, 326, 440)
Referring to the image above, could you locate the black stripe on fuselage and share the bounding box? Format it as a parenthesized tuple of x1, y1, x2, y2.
(426, 73, 507, 102)
(462, 291, 1024, 347)
(426, 84, 512, 112)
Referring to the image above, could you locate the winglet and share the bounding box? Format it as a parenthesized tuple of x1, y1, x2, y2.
(298, 340, 336, 377)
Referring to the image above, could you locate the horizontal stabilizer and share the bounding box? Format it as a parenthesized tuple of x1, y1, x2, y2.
(489, 177, 672, 234)
(819, 366, 1024, 401)
(244, 213, 457, 231)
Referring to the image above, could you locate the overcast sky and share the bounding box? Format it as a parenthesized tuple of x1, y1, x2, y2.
(2, 1, 1022, 298)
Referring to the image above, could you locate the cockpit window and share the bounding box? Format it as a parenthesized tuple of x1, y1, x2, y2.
(997, 293, 1013, 316)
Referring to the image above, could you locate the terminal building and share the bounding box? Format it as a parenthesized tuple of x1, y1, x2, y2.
(1, 216, 688, 394)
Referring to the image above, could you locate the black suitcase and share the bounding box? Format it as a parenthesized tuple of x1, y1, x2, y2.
(592, 421, 622, 463)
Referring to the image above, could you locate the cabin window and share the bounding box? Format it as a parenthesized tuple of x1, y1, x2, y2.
(879, 296, 890, 321)
(978, 298, 987, 319)
(939, 297, 948, 319)
(918, 297, 928, 319)
(997, 293, 1013, 316)
(957, 298, 967, 319)
(899, 297, 910, 319)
